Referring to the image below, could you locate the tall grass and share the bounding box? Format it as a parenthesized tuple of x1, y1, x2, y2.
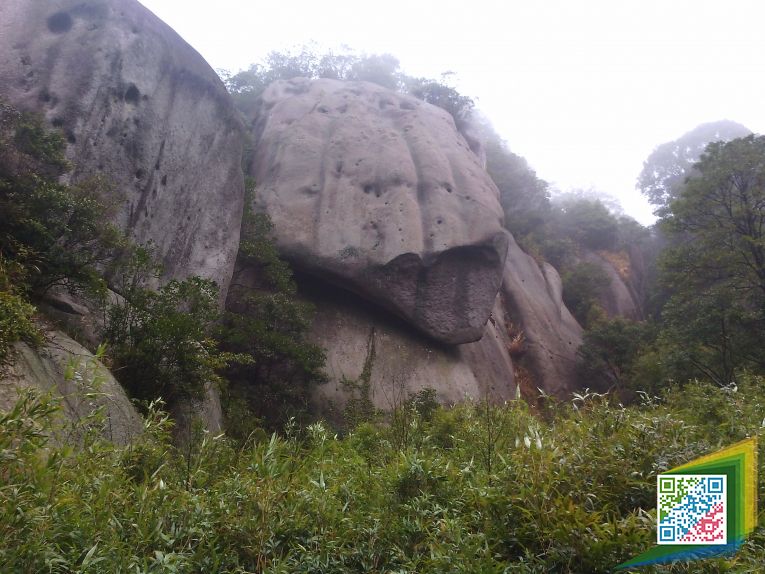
(1, 377, 764, 573)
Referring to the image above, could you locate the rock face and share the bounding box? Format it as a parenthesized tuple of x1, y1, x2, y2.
(248, 78, 509, 345)
(0, 328, 142, 445)
(0, 0, 245, 297)
(501, 237, 584, 396)
(581, 250, 643, 320)
(306, 233, 585, 416)
(303, 279, 516, 421)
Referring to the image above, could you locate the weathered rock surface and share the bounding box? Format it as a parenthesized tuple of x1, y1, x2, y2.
(248, 78, 509, 345)
(302, 279, 516, 422)
(0, 327, 142, 445)
(501, 236, 583, 396)
(581, 250, 643, 320)
(0, 0, 245, 297)
(305, 230, 586, 414)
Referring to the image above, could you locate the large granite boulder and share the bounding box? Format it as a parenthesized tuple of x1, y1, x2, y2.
(248, 78, 509, 344)
(0, 0, 245, 298)
(501, 236, 584, 396)
(0, 327, 142, 445)
(303, 279, 516, 422)
(306, 230, 587, 415)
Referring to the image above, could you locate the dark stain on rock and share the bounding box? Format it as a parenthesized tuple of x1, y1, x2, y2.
(47, 12, 73, 34)
(363, 183, 383, 198)
(124, 84, 140, 104)
(38, 89, 57, 106)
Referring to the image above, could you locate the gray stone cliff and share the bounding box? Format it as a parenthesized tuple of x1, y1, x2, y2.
(0, 0, 245, 298)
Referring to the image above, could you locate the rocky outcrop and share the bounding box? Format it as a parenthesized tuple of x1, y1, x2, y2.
(581, 250, 643, 320)
(501, 236, 583, 396)
(303, 279, 516, 422)
(241, 77, 585, 404)
(0, 0, 245, 298)
(0, 328, 142, 445)
(0, 0, 588, 431)
(306, 231, 586, 414)
(247, 78, 509, 345)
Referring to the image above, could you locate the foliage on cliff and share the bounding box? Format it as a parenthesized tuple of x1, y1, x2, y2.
(0, 102, 122, 363)
(223, 47, 474, 127)
(219, 181, 327, 432)
(0, 101, 324, 423)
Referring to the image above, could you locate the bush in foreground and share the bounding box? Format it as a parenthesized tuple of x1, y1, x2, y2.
(0, 377, 764, 573)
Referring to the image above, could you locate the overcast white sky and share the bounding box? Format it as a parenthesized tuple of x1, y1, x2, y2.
(139, 0, 765, 225)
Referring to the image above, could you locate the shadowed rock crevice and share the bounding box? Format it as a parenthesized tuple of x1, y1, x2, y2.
(362, 238, 508, 344)
(288, 273, 516, 422)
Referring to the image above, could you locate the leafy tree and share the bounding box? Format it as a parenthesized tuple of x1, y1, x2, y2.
(666, 135, 765, 296)
(657, 134, 765, 384)
(223, 47, 474, 128)
(219, 181, 326, 430)
(0, 101, 124, 298)
(481, 121, 551, 241)
(224, 48, 404, 116)
(103, 272, 230, 404)
(577, 317, 654, 391)
(638, 120, 750, 214)
(0, 100, 129, 363)
(346, 53, 402, 90)
(554, 197, 620, 251)
(561, 262, 610, 328)
(404, 75, 474, 129)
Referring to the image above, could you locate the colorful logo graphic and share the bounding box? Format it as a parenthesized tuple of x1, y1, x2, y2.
(618, 437, 757, 569)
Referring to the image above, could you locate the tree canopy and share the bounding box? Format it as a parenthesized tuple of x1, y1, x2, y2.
(637, 119, 750, 214)
(656, 135, 765, 384)
(223, 47, 473, 127)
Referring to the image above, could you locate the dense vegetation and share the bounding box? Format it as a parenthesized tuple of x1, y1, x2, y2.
(219, 180, 327, 434)
(1, 376, 764, 572)
(0, 101, 122, 362)
(572, 132, 765, 396)
(479, 100, 765, 397)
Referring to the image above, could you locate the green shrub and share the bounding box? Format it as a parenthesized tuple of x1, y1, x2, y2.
(0, 102, 123, 299)
(219, 180, 326, 432)
(562, 262, 610, 328)
(0, 290, 39, 364)
(1, 375, 764, 572)
(104, 275, 229, 404)
(577, 317, 655, 391)
(0, 257, 40, 364)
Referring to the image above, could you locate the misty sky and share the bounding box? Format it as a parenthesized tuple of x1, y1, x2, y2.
(138, 0, 765, 225)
